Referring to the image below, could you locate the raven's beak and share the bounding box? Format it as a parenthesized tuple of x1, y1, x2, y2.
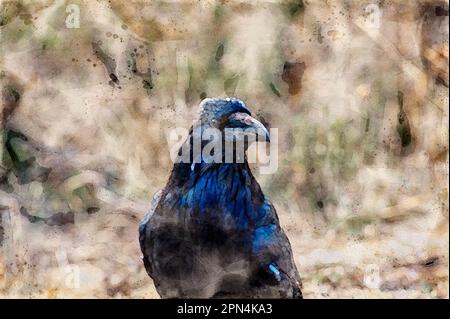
(248, 116, 270, 143)
(228, 112, 270, 143)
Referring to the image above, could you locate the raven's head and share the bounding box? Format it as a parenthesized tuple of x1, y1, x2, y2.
(174, 97, 270, 168)
(195, 97, 270, 145)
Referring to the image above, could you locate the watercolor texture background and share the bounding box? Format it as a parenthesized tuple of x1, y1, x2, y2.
(0, 0, 448, 298)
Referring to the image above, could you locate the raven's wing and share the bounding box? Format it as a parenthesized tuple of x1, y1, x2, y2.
(139, 189, 162, 277)
(251, 199, 302, 298)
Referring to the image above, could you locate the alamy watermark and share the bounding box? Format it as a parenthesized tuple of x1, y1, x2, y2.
(65, 4, 80, 29)
(166, 124, 278, 174)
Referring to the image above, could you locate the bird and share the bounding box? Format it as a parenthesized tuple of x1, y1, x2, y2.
(139, 97, 302, 298)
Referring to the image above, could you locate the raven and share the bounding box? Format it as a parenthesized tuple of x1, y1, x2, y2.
(139, 97, 302, 298)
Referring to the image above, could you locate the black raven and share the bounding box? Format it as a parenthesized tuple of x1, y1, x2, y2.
(139, 97, 302, 298)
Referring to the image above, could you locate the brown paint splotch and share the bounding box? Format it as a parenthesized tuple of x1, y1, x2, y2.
(20, 207, 74, 226)
(0, 71, 22, 125)
(282, 61, 306, 95)
(421, 2, 449, 87)
(396, 91, 415, 156)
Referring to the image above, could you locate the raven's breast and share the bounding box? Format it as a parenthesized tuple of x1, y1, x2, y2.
(175, 164, 260, 231)
(146, 217, 253, 298)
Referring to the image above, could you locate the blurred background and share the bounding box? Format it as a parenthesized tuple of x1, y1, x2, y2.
(0, 0, 448, 298)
